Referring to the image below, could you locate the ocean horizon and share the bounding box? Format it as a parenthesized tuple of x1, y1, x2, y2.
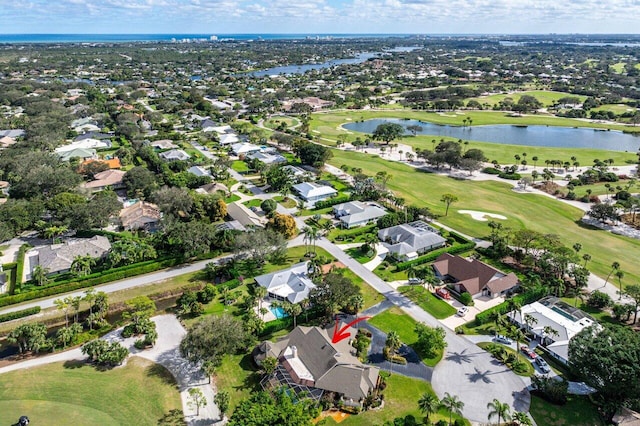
(0, 33, 415, 44)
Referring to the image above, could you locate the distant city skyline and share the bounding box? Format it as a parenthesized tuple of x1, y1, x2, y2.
(2, 0, 640, 35)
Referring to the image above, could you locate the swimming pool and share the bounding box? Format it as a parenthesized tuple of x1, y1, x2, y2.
(270, 306, 289, 319)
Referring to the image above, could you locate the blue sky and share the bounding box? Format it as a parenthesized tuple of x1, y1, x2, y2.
(1, 0, 640, 34)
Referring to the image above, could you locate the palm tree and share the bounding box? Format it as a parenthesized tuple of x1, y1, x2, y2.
(487, 398, 511, 425)
(31, 265, 49, 286)
(440, 193, 459, 216)
(71, 255, 95, 277)
(54, 297, 71, 327)
(512, 411, 533, 425)
(615, 270, 625, 299)
(582, 253, 591, 268)
(255, 285, 267, 311)
(385, 331, 401, 355)
(605, 261, 620, 286)
(440, 392, 464, 426)
(70, 295, 83, 323)
(418, 392, 440, 424)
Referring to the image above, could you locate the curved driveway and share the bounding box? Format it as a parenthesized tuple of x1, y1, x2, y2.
(315, 238, 529, 422)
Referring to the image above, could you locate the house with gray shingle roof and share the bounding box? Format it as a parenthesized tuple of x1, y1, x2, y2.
(159, 149, 191, 161)
(26, 236, 111, 278)
(253, 325, 380, 407)
(378, 221, 447, 261)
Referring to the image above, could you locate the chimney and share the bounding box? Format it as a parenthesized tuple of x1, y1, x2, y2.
(291, 345, 297, 358)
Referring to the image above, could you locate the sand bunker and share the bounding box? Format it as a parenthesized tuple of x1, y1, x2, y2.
(458, 210, 507, 222)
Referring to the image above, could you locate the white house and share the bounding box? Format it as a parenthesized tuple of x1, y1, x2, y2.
(378, 221, 447, 261)
(292, 182, 337, 206)
(247, 151, 287, 165)
(159, 149, 191, 161)
(55, 139, 112, 153)
(231, 142, 261, 156)
(219, 133, 240, 145)
(333, 201, 387, 229)
(511, 296, 598, 364)
(254, 262, 316, 304)
(187, 166, 212, 177)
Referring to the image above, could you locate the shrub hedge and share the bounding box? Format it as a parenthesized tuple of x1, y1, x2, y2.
(473, 286, 548, 326)
(395, 242, 475, 271)
(14, 244, 28, 291)
(0, 306, 41, 323)
(313, 195, 351, 210)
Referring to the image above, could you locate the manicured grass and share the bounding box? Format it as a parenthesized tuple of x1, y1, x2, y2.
(215, 353, 261, 412)
(273, 195, 297, 208)
(323, 373, 469, 426)
(398, 285, 457, 319)
(231, 160, 250, 173)
(243, 199, 262, 208)
(328, 224, 377, 243)
(224, 194, 241, 203)
(467, 90, 587, 108)
(345, 246, 376, 264)
(326, 149, 640, 284)
(0, 357, 182, 425)
(369, 307, 443, 367)
(530, 394, 604, 426)
(264, 115, 299, 130)
(592, 103, 636, 115)
(341, 268, 385, 310)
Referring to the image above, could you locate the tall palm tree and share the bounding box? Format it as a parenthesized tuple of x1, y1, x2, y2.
(71, 255, 95, 277)
(289, 303, 302, 327)
(440, 392, 464, 426)
(54, 297, 71, 327)
(615, 270, 625, 299)
(418, 392, 440, 424)
(487, 399, 512, 425)
(605, 261, 620, 286)
(255, 285, 267, 311)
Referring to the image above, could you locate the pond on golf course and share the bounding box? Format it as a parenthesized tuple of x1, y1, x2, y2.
(342, 118, 640, 152)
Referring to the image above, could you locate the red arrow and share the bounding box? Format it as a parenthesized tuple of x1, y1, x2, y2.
(332, 316, 371, 344)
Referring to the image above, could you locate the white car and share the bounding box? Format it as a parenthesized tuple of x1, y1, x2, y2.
(456, 306, 469, 317)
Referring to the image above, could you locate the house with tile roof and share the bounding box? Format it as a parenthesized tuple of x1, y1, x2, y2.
(119, 201, 161, 231)
(378, 221, 447, 261)
(254, 325, 380, 407)
(432, 253, 519, 298)
(26, 236, 111, 278)
(82, 169, 126, 192)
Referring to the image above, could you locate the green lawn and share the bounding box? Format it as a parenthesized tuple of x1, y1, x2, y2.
(345, 246, 376, 264)
(467, 90, 587, 108)
(231, 160, 250, 173)
(311, 109, 638, 165)
(368, 307, 443, 367)
(243, 199, 262, 208)
(273, 195, 297, 208)
(530, 394, 604, 426)
(323, 373, 469, 426)
(264, 115, 299, 130)
(215, 353, 261, 413)
(0, 357, 182, 425)
(327, 149, 640, 284)
(398, 285, 457, 319)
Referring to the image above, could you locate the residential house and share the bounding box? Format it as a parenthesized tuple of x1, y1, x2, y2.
(219, 133, 240, 146)
(378, 221, 447, 261)
(253, 325, 380, 407)
(0, 129, 25, 139)
(150, 139, 178, 150)
(119, 201, 161, 231)
(333, 201, 387, 229)
(231, 142, 261, 157)
(254, 262, 316, 304)
(282, 165, 307, 179)
(57, 148, 97, 162)
(70, 117, 97, 129)
(80, 158, 122, 170)
(511, 296, 598, 364)
(26, 236, 111, 279)
(159, 149, 191, 161)
(55, 139, 112, 152)
(74, 131, 112, 142)
(247, 151, 286, 165)
(0, 136, 16, 149)
(432, 253, 519, 298)
(196, 182, 229, 195)
(613, 408, 640, 426)
(200, 118, 218, 132)
(226, 202, 265, 228)
(0, 180, 9, 196)
(282, 97, 335, 111)
(74, 123, 101, 133)
(216, 220, 246, 232)
(187, 166, 212, 177)
(292, 182, 337, 206)
(82, 169, 126, 192)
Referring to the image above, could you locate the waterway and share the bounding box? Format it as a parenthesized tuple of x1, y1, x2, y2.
(342, 118, 640, 152)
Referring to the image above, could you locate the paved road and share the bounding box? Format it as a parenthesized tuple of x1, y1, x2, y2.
(0, 315, 221, 425)
(0, 257, 230, 316)
(315, 238, 529, 422)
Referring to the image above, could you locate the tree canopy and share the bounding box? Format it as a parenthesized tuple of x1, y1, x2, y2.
(180, 314, 250, 367)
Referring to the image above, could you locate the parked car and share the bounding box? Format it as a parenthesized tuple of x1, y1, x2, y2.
(520, 346, 538, 359)
(456, 306, 469, 317)
(535, 357, 551, 373)
(408, 277, 423, 285)
(494, 335, 513, 345)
